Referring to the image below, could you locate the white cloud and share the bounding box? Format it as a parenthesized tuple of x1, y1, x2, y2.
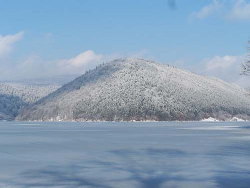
(0, 47, 151, 81)
(191, 0, 221, 19)
(55, 50, 150, 76)
(63, 50, 103, 67)
(57, 50, 104, 75)
(205, 55, 239, 70)
(200, 55, 250, 88)
(229, 0, 250, 20)
(0, 50, 106, 81)
(0, 32, 23, 58)
(191, 0, 250, 21)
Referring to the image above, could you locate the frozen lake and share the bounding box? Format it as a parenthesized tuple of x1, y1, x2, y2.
(0, 121, 250, 188)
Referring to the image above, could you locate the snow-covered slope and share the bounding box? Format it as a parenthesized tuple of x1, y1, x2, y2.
(17, 58, 250, 121)
(0, 83, 59, 120)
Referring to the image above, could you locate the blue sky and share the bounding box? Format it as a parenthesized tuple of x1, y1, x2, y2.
(0, 0, 250, 86)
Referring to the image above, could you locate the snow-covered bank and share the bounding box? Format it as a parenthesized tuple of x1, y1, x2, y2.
(201, 116, 247, 122)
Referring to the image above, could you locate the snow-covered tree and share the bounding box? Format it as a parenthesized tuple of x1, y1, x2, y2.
(241, 40, 250, 75)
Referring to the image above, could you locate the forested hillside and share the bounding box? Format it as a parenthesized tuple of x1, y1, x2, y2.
(18, 58, 250, 121)
(0, 83, 59, 120)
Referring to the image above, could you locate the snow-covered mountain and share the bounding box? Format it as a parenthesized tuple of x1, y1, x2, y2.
(0, 83, 59, 120)
(17, 58, 250, 121)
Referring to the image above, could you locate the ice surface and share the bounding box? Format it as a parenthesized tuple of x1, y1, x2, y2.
(0, 121, 250, 187)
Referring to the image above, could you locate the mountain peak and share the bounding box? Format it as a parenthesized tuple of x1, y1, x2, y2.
(17, 58, 250, 121)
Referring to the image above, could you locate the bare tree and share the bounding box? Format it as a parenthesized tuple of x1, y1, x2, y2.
(241, 40, 250, 75)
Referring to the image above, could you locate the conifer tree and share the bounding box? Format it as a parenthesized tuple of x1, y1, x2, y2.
(242, 40, 250, 75)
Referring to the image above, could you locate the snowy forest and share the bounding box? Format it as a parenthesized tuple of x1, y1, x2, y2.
(18, 58, 250, 121)
(0, 83, 59, 120)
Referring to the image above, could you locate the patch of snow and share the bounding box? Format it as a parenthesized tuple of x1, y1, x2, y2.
(230, 117, 245, 122)
(201, 117, 219, 122)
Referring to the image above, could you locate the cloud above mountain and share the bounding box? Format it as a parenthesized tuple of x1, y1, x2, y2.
(0, 32, 23, 58)
(0, 31, 248, 88)
(6, 50, 105, 80)
(0, 32, 149, 81)
(56, 50, 103, 75)
(200, 55, 249, 88)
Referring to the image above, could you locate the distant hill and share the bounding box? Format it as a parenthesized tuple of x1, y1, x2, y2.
(2, 74, 78, 86)
(0, 83, 59, 120)
(17, 58, 250, 121)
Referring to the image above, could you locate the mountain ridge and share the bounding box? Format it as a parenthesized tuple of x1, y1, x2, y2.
(17, 58, 250, 121)
(0, 83, 59, 120)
